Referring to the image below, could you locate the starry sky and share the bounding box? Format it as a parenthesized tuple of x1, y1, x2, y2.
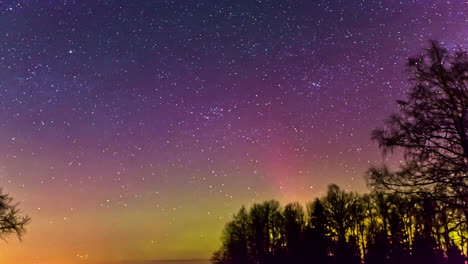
(0, 0, 466, 263)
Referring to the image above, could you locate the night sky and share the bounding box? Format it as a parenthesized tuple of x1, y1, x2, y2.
(0, 0, 466, 263)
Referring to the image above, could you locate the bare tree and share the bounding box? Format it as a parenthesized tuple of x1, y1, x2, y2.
(369, 41, 468, 212)
(0, 188, 30, 241)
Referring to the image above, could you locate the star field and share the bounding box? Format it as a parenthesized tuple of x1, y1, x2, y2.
(0, 0, 466, 263)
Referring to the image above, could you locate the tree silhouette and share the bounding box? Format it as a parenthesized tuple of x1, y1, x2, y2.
(369, 41, 467, 212)
(0, 188, 30, 241)
(215, 206, 251, 264)
(249, 200, 284, 264)
(323, 184, 361, 264)
(305, 198, 330, 263)
(368, 40, 467, 260)
(282, 202, 305, 263)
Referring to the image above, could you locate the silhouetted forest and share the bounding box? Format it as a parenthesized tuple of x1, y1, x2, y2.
(211, 185, 466, 264)
(212, 42, 467, 264)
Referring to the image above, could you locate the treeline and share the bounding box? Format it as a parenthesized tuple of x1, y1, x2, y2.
(211, 184, 467, 264)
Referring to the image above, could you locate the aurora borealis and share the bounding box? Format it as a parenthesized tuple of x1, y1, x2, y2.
(0, 0, 466, 263)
